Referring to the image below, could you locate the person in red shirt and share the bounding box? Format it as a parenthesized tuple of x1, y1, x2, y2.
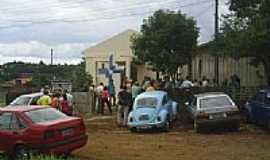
(51, 92, 60, 109)
(101, 86, 112, 115)
(60, 94, 71, 116)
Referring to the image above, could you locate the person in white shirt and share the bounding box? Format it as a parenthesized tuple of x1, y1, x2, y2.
(95, 83, 104, 113)
(180, 76, 194, 88)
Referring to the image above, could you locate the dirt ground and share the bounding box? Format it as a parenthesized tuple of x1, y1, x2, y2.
(73, 114, 270, 160)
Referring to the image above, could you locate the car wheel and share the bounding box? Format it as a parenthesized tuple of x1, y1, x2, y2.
(230, 121, 240, 132)
(163, 120, 170, 132)
(130, 127, 137, 133)
(14, 145, 30, 160)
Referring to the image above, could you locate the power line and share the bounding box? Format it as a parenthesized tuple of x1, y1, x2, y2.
(0, 0, 213, 30)
(1, 0, 182, 23)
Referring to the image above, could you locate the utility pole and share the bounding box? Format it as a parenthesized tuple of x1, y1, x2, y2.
(51, 48, 54, 65)
(214, 0, 219, 86)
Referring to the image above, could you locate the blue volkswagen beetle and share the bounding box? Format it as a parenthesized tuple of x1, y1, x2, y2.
(127, 91, 178, 132)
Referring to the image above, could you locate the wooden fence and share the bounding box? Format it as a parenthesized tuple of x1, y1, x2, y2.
(72, 91, 96, 114)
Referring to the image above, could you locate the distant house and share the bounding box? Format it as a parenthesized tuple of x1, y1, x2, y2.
(15, 73, 33, 85)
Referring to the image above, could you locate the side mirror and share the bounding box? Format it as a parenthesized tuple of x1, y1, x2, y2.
(185, 102, 189, 106)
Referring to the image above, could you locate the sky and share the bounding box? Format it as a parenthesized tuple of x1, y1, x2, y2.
(0, 0, 229, 65)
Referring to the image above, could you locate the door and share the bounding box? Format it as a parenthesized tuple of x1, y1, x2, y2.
(0, 112, 23, 152)
(162, 95, 172, 121)
(251, 92, 266, 124)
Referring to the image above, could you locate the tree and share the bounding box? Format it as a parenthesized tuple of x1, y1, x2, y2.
(213, 0, 270, 85)
(71, 59, 93, 92)
(131, 10, 199, 78)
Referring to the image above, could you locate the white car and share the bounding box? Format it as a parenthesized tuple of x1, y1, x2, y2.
(9, 92, 43, 106)
(8, 92, 73, 107)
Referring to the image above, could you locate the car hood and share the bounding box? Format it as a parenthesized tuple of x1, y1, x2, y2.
(133, 107, 157, 122)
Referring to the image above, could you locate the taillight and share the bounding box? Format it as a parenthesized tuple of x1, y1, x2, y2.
(197, 112, 209, 119)
(44, 130, 55, 140)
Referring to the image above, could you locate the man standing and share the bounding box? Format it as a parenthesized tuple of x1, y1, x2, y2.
(117, 86, 132, 127)
(108, 79, 116, 106)
(95, 82, 104, 113)
(180, 76, 194, 88)
(37, 90, 52, 106)
(131, 81, 141, 102)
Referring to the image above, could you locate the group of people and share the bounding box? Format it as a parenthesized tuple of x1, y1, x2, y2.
(37, 87, 73, 116)
(92, 74, 241, 127)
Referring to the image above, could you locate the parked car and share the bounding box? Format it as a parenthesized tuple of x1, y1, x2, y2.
(8, 92, 73, 107)
(0, 106, 88, 159)
(186, 92, 240, 133)
(127, 91, 178, 132)
(243, 88, 270, 130)
(8, 92, 43, 106)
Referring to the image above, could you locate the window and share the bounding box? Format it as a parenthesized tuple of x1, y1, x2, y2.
(25, 108, 67, 123)
(162, 95, 168, 106)
(0, 112, 12, 130)
(200, 96, 233, 109)
(0, 112, 19, 130)
(16, 115, 27, 129)
(136, 97, 158, 108)
(10, 96, 31, 106)
(30, 96, 41, 105)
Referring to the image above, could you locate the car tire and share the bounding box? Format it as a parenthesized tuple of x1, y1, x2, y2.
(230, 121, 240, 132)
(130, 127, 137, 133)
(163, 120, 170, 132)
(14, 145, 30, 160)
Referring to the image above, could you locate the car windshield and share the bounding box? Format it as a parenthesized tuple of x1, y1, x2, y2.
(136, 97, 158, 108)
(200, 96, 233, 109)
(10, 96, 31, 106)
(25, 108, 68, 123)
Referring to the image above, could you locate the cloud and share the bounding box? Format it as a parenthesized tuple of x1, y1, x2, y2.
(0, 0, 230, 64)
(0, 41, 92, 64)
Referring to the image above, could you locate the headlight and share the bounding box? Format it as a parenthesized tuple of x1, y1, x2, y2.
(130, 117, 134, 122)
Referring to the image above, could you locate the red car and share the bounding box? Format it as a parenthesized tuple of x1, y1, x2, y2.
(0, 106, 88, 159)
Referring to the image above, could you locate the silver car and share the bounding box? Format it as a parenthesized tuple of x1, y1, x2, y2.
(186, 92, 240, 133)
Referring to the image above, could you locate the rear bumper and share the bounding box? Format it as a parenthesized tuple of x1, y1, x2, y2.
(128, 121, 165, 129)
(31, 134, 88, 154)
(197, 116, 240, 129)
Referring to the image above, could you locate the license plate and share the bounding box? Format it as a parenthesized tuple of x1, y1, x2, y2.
(62, 128, 74, 136)
(139, 126, 151, 129)
(209, 113, 227, 120)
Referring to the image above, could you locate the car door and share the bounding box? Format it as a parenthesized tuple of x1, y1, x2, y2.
(162, 95, 172, 121)
(251, 92, 266, 124)
(0, 112, 26, 152)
